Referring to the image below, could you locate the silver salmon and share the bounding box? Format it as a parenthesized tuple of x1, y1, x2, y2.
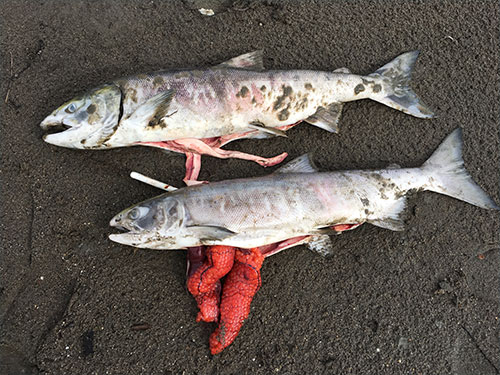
(40, 51, 434, 184)
(108, 129, 497, 254)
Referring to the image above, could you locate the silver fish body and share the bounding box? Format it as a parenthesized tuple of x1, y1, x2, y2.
(109, 129, 498, 251)
(41, 50, 433, 149)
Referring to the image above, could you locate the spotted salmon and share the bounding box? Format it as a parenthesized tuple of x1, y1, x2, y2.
(41, 50, 434, 184)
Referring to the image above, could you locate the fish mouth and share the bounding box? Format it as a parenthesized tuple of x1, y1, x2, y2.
(40, 115, 73, 131)
(41, 117, 77, 145)
(109, 216, 146, 247)
(42, 123, 72, 135)
(40, 118, 87, 148)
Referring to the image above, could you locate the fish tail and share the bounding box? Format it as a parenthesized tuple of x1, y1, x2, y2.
(421, 128, 498, 210)
(368, 51, 435, 118)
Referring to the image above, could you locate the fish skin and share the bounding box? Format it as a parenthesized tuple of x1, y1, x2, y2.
(41, 51, 433, 149)
(109, 129, 498, 251)
(109, 169, 424, 249)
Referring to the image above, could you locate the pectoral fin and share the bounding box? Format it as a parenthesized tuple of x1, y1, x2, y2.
(127, 89, 175, 127)
(188, 225, 236, 241)
(305, 102, 343, 133)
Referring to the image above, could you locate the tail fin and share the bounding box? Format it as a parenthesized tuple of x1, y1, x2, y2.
(421, 128, 498, 210)
(369, 51, 435, 118)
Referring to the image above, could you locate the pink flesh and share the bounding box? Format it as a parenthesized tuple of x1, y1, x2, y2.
(257, 236, 312, 257)
(184, 152, 203, 185)
(331, 223, 363, 232)
(137, 123, 300, 185)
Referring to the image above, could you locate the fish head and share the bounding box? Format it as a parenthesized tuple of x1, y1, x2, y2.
(109, 196, 189, 249)
(40, 84, 122, 149)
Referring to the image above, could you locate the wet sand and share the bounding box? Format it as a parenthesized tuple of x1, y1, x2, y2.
(1, 1, 499, 374)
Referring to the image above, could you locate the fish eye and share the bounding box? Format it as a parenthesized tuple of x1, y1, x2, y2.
(66, 103, 77, 113)
(128, 206, 149, 220)
(128, 208, 140, 220)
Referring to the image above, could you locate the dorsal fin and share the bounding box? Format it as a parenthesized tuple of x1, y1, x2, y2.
(333, 67, 351, 74)
(216, 50, 264, 71)
(274, 154, 318, 174)
(386, 163, 401, 169)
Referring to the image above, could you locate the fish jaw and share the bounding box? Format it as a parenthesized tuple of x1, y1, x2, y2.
(108, 231, 200, 250)
(43, 127, 91, 149)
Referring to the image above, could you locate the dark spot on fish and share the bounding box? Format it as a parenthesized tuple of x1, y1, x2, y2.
(364, 209, 370, 214)
(192, 70, 203, 78)
(305, 83, 313, 90)
(174, 71, 190, 79)
(137, 74, 147, 80)
(128, 88, 138, 103)
(273, 85, 293, 111)
(361, 78, 374, 85)
(80, 139, 86, 144)
(236, 86, 249, 98)
(153, 76, 164, 87)
(278, 109, 289, 121)
(277, 103, 291, 121)
(354, 84, 365, 95)
(260, 85, 267, 91)
(370, 173, 384, 181)
(251, 97, 256, 104)
(86, 104, 96, 114)
(294, 96, 308, 111)
(379, 190, 389, 200)
(372, 84, 382, 93)
(361, 197, 370, 206)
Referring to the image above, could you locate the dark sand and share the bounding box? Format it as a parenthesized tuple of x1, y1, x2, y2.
(1, 1, 499, 374)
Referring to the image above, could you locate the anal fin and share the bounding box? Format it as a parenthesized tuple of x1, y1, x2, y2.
(306, 235, 334, 257)
(305, 102, 343, 133)
(368, 196, 407, 231)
